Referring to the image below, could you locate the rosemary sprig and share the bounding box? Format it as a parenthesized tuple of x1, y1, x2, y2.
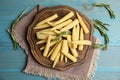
(92, 19, 109, 50)
(54, 31, 71, 41)
(93, 19, 110, 31)
(9, 6, 29, 50)
(92, 3, 115, 19)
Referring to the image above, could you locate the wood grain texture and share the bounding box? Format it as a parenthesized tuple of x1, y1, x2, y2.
(0, 46, 120, 80)
(0, 0, 120, 45)
(0, 0, 120, 80)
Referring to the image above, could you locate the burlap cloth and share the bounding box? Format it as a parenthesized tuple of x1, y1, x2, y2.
(12, 5, 100, 80)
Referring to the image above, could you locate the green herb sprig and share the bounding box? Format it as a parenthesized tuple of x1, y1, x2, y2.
(9, 6, 29, 50)
(92, 19, 109, 50)
(92, 3, 115, 19)
(54, 31, 71, 41)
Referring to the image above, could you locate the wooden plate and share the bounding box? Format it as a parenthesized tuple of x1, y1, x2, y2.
(27, 5, 94, 70)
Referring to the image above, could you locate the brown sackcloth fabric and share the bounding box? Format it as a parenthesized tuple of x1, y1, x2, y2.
(12, 5, 100, 80)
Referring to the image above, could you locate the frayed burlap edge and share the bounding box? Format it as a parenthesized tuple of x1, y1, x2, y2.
(24, 66, 83, 80)
(87, 38, 100, 80)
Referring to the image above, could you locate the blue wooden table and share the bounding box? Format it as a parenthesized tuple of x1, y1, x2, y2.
(0, 0, 120, 80)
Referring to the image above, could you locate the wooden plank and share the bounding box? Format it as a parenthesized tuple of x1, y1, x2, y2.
(0, 0, 120, 46)
(97, 66, 120, 72)
(93, 72, 120, 80)
(1, 45, 120, 69)
(97, 46, 120, 67)
(0, 45, 26, 70)
(0, 45, 120, 76)
(0, 72, 48, 80)
(0, 71, 120, 80)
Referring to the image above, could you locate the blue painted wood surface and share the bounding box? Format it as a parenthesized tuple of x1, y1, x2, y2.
(0, 0, 120, 80)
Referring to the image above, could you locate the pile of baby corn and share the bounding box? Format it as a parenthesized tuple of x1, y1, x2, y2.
(33, 11, 91, 68)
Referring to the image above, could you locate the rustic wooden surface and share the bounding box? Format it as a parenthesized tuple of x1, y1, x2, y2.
(0, 0, 120, 80)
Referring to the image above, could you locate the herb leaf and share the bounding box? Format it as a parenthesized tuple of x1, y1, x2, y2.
(92, 19, 109, 50)
(92, 3, 115, 19)
(54, 31, 71, 41)
(9, 6, 29, 50)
